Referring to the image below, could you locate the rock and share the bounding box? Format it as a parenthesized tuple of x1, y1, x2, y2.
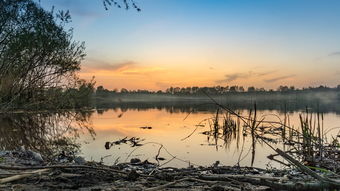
(19, 146, 26, 152)
(26, 150, 44, 163)
(130, 158, 141, 164)
(213, 160, 220, 167)
(0, 151, 9, 157)
(105, 142, 111, 150)
(155, 172, 174, 181)
(74, 156, 86, 165)
(127, 170, 140, 181)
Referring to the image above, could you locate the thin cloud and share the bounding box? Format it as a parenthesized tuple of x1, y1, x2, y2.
(82, 60, 135, 72)
(121, 67, 166, 75)
(215, 73, 249, 83)
(329, 51, 340, 56)
(257, 70, 277, 76)
(96, 62, 134, 71)
(264, 75, 296, 83)
(215, 70, 276, 83)
(81, 59, 167, 76)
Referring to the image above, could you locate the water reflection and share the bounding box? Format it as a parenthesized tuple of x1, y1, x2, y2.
(1, 104, 340, 168)
(96, 98, 340, 114)
(0, 111, 95, 160)
(81, 107, 340, 168)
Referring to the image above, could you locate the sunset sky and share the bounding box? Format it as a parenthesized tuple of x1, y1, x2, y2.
(41, 0, 340, 91)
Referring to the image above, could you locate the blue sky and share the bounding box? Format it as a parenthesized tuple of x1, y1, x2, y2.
(39, 0, 340, 90)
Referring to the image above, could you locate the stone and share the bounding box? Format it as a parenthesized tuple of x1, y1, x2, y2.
(130, 158, 141, 164)
(74, 156, 86, 165)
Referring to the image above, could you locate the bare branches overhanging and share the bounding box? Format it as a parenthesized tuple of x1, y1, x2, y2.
(0, 0, 94, 110)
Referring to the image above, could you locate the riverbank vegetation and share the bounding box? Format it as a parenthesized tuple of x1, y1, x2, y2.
(0, 0, 94, 111)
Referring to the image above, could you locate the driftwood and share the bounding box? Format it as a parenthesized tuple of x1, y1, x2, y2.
(0, 169, 49, 184)
(275, 148, 340, 190)
(0, 149, 340, 190)
(200, 174, 285, 181)
(145, 177, 220, 191)
(0, 164, 129, 175)
(199, 174, 329, 191)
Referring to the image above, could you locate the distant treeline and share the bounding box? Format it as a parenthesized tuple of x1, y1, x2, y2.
(96, 85, 340, 96)
(94, 85, 340, 113)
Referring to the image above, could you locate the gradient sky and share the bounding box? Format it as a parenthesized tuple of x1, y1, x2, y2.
(40, 0, 340, 90)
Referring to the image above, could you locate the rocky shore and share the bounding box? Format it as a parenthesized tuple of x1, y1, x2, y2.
(1, 148, 340, 191)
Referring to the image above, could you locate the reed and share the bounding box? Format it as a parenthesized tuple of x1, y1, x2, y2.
(199, 97, 340, 171)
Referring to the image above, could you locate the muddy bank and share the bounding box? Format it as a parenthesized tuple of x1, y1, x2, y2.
(1, 149, 340, 191)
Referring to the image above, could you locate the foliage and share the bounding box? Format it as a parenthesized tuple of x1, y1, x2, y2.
(103, 0, 141, 11)
(0, 0, 93, 110)
(94, 84, 340, 95)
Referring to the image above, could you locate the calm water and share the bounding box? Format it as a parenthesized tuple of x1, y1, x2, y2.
(78, 108, 340, 168)
(1, 106, 340, 169)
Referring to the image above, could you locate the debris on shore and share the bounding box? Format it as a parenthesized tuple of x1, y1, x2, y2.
(1, 148, 340, 191)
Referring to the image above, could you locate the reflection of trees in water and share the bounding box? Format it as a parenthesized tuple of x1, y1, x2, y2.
(95, 98, 340, 115)
(0, 111, 95, 160)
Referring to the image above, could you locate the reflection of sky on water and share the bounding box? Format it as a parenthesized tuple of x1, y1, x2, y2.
(78, 108, 340, 168)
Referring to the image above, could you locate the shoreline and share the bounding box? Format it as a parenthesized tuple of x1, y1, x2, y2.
(1, 149, 339, 191)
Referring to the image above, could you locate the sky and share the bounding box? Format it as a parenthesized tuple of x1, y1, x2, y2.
(40, 0, 340, 91)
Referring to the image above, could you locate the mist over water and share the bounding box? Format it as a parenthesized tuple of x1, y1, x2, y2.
(96, 90, 340, 114)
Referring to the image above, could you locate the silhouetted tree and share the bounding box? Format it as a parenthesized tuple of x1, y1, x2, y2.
(248, 86, 255, 92)
(278, 86, 289, 92)
(229, 86, 238, 92)
(0, 0, 88, 109)
(120, 88, 128, 93)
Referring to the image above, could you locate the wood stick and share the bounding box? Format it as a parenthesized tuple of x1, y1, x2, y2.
(275, 148, 340, 187)
(0, 164, 128, 175)
(145, 177, 218, 191)
(200, 174, 285, 181)
(0, 169, 49, 184)
(275, 148, 325, 182)
(200, 175, 335, 191)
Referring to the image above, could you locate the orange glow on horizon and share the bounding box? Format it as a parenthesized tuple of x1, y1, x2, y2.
(79, 55, 338, 91)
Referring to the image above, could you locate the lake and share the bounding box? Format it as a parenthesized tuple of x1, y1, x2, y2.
(80, 108, 340, 168)
(2, 103, 338, 169)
